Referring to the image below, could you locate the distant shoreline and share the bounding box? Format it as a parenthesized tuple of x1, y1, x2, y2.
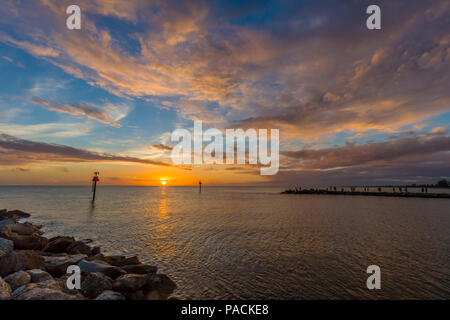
(282, 189, 450, 199)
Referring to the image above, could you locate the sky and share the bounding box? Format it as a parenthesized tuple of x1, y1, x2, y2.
(0, 0, 449, 186)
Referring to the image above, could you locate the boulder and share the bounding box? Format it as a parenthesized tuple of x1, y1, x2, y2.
(12, 282, 80, 300)
(9, 223, 38, 236)
(81, 272, 112, 299)
(91, 246, 101, 255)
(0, 250, 45, 277)
(8, 233, 48, 250)
(122, 264, 157, 275)
(95, 290, 126, 300)
(66, 241, 92, 256)
(44, 254, 86, 277)
(122, 290, 146, 300)
(44, 236, 75, 253)
(0, 210, 30, 221)
(86, 253, 105, 261)
(104, 255, 140, 267)
(144, 274, 177, 300)
(0, 277, 12, 300)
(54, 274, 85, 298)
(78, 260, 126, 279)
(112, 274, 149, 292)
(4, 271, 31, 291)
(0, 238, 13, 257)
(0, 219, 15, 236)
(27, 269, 53, 283)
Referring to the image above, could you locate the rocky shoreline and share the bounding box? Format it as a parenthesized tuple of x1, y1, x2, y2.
(0, 209, 176, 300)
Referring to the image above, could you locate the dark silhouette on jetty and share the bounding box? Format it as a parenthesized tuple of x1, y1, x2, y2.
(282, 187, 450, 199)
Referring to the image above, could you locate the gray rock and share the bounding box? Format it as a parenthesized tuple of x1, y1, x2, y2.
(78, 260, 126, 279)
(12, 283, 80, 300)
(44, 254, 87, 277)
(66, 241, 92, 255)
(0, 250, 45, 277)
(4, 271, 31, 291)
(0, 238, 13, 257)
(81, 272, 112, 299)
(27, 269, 53, 283)
(95, 290, 126, 300)
(0, 219, 15, 237)
(44, 236, 75, 253)
(0, 277, 12, 300)
(113, 274, 149, 292)
(122, 264, 157, 275)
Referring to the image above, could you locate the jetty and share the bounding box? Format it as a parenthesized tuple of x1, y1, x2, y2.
(282, 188, 450, 199)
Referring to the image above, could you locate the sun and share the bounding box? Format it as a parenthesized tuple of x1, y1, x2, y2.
(160, 178, 167, 186)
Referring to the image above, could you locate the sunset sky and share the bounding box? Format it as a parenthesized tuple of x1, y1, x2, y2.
(0, 0, 449, 186)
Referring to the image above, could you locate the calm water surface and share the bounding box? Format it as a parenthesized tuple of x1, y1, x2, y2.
(0, 186, 449, 299)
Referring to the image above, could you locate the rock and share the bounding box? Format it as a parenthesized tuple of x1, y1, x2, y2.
(0, 238, 13, 257)
(104, 255, 140, 267)
(9, 223, 38, 236)
(12, 283, 80, 300)
(81, 272, 112, 299)
(78, 260, 126, 279)
(44, 254, 87, 277)
(44, 236, 75, 253)
(66, 241, 92, 256)
(144, 274, 177, 300)
(4, 271, 31, 291)
(80, 239, 93, 244)
(0, 219, 15, 236)
(0, 210, 30, 221)
(0, 250, 45, 277)
(91, 246, 101, 255)
(122, 290, 146, 300)
(112, 274, 149, 292)
(95, 290, 126, 300)
(0, 277, 12, 300)
(122, 264, 157, 275)
(86, 253, 105, 262)
(8, 233, 48, 250)
(27, 269, 53, 283)
(54, 274, 85, 298)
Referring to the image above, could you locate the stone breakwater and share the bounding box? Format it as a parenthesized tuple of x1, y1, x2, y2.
(0, 209, 176, 300)
(282, 188, 450, 199)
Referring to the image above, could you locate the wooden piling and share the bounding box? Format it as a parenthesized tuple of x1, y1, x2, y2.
(92, 171, 100, 202)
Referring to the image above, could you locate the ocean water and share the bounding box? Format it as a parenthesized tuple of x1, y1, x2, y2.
(0, 186, 449, 299)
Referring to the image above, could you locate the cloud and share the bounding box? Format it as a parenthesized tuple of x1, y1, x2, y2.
(0, 133, 172, 167)
(0, 0, 449, 184)
(281, 131, 450, 170)
(0, 34, 59, 57)
(0, 122, 91, 139)
(150, 144, 173, 151)
(31, 98, 128, 127)
(24, 0, 448, 137)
